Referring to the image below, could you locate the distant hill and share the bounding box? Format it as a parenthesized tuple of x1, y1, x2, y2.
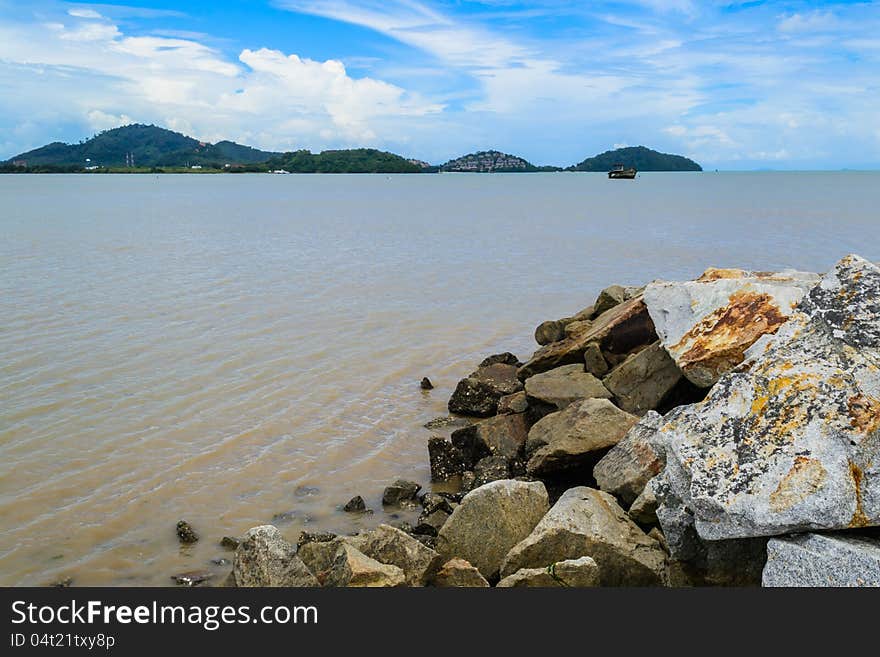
(6, 124, 279, 168)
(442, 150, 560, 173)
(264, 148, 426, 173)
(570, 146, 701, 172)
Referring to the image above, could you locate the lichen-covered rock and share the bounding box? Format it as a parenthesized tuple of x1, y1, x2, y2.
(656, 255, 880, 541)
(233, 526, 319, 587)
(526, 398, 639, 477)
(323, 543, 406, 587)
(451, 413, 529, 467)
(427, 437, 466, 481)
(524, 364, 612, 410)
(436, 479, 549, 579)
(644, 267, 819, 387)
(593, 411, 665, 506)
(496, 557, 600, 588)
(762, 533, 880, 587)
(432, 558, 490, 587)
(355, 524, 443, 586)
(603, 342, 683, 414)
(518, 296, 657, 380)
(500, 487, 665, 586)
(448, 363, 523, 417)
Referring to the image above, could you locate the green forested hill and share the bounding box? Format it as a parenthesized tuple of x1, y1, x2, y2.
(570, 146, 702, 171)
(264, 149, 425, 173)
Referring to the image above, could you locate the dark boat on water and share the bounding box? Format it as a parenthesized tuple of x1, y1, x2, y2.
(608, 163, 637, 179)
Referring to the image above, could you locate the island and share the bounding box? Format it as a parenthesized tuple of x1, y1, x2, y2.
(440, 150, 561, 173)
(569, 146, 702, 172)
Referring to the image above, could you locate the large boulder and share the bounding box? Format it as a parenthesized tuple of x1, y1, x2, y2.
(233, 526, 319, 587)
(518, 296, 657, 380)
(432, 558, 490, 587)
(644, 266, 819, 387)
(500, 487, 666, 586)
(427, 437, 466, 481)
(323, 544, 406, 587)
(656, 255, 880, 541)
(593, 411, 665, 506)
(436, 479, 549, 579)
(496, 557, 600, 588)
(524, 364, 612, 410)
(448, 363, 523, 417)
(451, 413, 529, 467)
(762, 533, 880, 587)
(355, 524, 443, 586)
(603, 342, 683, 414)
(526, 398, 639, 477)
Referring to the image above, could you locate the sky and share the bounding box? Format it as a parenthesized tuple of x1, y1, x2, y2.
(0, 0, 878, 169)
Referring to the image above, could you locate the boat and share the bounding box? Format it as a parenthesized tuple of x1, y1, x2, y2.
(608, 164, 637, 179)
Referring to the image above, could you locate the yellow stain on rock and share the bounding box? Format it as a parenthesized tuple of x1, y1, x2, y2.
(769, 456, 827, 512)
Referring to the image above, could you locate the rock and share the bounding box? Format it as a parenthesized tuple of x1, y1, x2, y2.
(526, 399, 639, 477)
(436, 479, 549, 579)
(594, 284, 627, 316)
(420, 377, 434, 390)
(296, 531, 337, 549)
(564, 320, 592, 338)
(294, 485, 320, 498)
(220, 536, 240, 551)
(519, 296, 657, 380)
(644, 266, 819, 387)
(472, 455, 511, 488)
(524, 364, 612, 410)
(382, 480, 422, 508)
(603, 342, 683, 414)
(593, 411, 665, 506)
(211, 558, 230, 566)
(762, 533, 880, 587)
(432, 558, 490, 587)
(171, 571, 213, 587)
(629, 479, 659, 525)
(415, 509, 450, 537)
(233, 526, 319, 587)
(479, 352, 521, 368)
(448, 363, 523, 417)
(496, 556, 600, 587)
(656, 255, 880, 540)
(424, 416, 472, 430)
(176, 520, 199, 544)
(421, 493, 454, 515)
(296, 538, 348, 578)
(500, 487, 666, 586)
(50, 577, 73, 588)
(342, 495, 367, 513)
(323, 543, 406, 587)
(498, 391, 529, 415)
(583, 342, 609, 377)
(355, 524, 443, 586)
(427, 437, 466, 481)
(460, 471, 476, 493)
(535, 320, 566, 345)
(450, 413, 529, 467)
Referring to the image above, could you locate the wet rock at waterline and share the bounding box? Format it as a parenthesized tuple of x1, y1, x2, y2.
(343, 495, 367, 513)
(448, 363, 523, 417)
(450, 413, 529, 466)
(176, 520, 199, 544)
(233, 526, 319, 587)
(427, 437, 466, 481)
(420, 377, 434, 390)
(382, 480, 422, 508)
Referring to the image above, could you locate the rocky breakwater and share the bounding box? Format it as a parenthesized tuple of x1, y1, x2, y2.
(218, 254, 879, 588)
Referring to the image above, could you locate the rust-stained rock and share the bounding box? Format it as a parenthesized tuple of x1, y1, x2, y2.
(644, 267, 819, 387)
(593, 411, 666, 506)
(655, 255, 880, 541)
(518, 296, 657, 381)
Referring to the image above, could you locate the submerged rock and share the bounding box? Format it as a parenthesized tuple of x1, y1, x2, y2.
(432, 558, 490, 587)
(436, 479, 549, 579)
(496, 557, 600, 588)
(176, 520, 199, 544)
(448, 363, 523, 417)
(526, 398, 639, 477)
(644, 266, 819, 387)
(220, 536, 241, 551)
(342, 495, 367, 513)
(233, 526, 318, 587)
(762, 533, 880, 587)
(524, 364, 612, 410)
(603, 342, 683, 414)
(420, 377, 434, 390)
(500, 487, 666, 586)
(593, 411, 665, 506)
(656, 255, 880, 541)
(382, 480, 422, 508)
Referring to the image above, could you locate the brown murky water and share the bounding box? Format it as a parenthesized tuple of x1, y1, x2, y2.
(1, 171, 877, 585)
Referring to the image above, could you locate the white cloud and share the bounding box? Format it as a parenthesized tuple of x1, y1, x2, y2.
(67, 8, 103, 19)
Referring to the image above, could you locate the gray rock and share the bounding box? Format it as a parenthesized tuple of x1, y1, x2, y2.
(656, 255, 880, 541)
(594, 284, 627, 316)
(526, 398, 639, 477)
(644, 266, 819, 387)
(763, 533, 880, 587)
(500, 487, 666, 586)
(593, 411, 665, 506)
(427, 437, 466, 481)
(497, 391, 529, 415)
(583, 342, 609, 377)
(524, 364, 612, 410)
(451, 413, 529, 467)
(496, 556, 600, 588)
(436, 479, 549, 579)
(603, 342, 683, 414)
(233, 526, 319, 587)
(323, 543, 406, 587)
(448, 363, 523, 417)
(355, 524, 443, 586)
(519, 296, 657, 380)
(432, 558, 490, 587)
(629, 479, 659, 525)
(382, 479, 422, 507)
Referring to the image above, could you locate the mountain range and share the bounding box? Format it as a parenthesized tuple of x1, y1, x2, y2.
(3, 124, 702, 173)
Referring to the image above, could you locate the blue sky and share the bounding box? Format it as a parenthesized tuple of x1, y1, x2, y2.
(0, 0, 878, 168)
